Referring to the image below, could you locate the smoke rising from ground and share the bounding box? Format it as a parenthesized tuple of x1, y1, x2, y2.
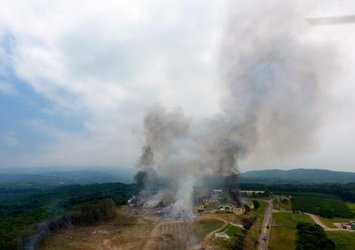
(221, 1, 337, 158)
(134, 0, 337, 217)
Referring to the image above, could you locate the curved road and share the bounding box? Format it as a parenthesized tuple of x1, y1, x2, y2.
(306, 213, 355, 232)
(194, 214, 232, 241)
(257, 202, 355, 250)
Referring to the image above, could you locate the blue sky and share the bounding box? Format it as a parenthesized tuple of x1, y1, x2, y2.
(0, 31, 85, 164)
(1, 0, 355, 172)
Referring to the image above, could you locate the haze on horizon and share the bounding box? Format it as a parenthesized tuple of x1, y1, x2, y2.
(1, 0, 355, 172)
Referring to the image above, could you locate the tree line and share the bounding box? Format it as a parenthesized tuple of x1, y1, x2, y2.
(0, 182, 133, 250)
(239, 183, 355, 202)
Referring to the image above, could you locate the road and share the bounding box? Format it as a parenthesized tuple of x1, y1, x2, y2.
(194, 214, 238, 241)
(306, 213, 355, 232)
(258, 199, 273, 250)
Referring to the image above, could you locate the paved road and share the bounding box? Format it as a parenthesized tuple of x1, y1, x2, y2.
(306, 213, 355, 232)
(258, 199, 273, 250)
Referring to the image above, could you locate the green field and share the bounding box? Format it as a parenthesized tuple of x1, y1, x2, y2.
(113, 211, 138, 226)
(292, 193, 353, 218)
(243, 201, 266, 250)
(326, 231, 355, 250)
(192, 219, 224, 240)
(319, 216, 354, 229)
(346, 202, 355, 213)
(273, 196, 292, 211)
(211, 224, 245, 250)
(217, 224, 244, 238)
(269, 212, 313, 250)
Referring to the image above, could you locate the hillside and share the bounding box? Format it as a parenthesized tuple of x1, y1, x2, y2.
(0, 182, 133, 249)
(0, 168, 135, 188)
(240, 169, 355, 184)
(2, 168, 355, 187)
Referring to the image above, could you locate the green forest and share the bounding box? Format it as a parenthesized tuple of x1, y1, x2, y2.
(239, 183, 355, 202)
(0, 183, 133, 249)
(292, 193, 353, 218)
(296, 222, 335, 250)
(1, 180, 355, 249)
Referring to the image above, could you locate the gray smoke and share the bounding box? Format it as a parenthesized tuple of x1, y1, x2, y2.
(308, 15, 355, 25)
(139, 106, 190, 171)
(134, 106, 192, 207)
(135, 0, 338, 215)
(220, 0, 336, 159)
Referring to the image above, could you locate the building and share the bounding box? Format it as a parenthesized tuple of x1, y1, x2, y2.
(212, 189, 223, 194)
(197, 205, 205, 213)
(240, 190, 265, 196)
(246, 201, 254, 210)
(219, 204, 233, 212)
(232, 207, 245, 215)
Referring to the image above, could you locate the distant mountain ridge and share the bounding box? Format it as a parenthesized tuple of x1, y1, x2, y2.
(0, 168, 135, 188)
(240, 168, 355, 184)
(1, 168, 354, 187)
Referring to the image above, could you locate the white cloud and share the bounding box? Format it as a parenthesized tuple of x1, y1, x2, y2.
(1, 0, 355, 171)
(0, 0, 226, 167)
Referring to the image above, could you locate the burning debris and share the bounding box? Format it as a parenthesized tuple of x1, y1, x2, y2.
(131, 0, 337, 220)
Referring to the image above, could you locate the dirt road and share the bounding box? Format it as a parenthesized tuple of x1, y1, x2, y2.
(199, 216, 228, 241)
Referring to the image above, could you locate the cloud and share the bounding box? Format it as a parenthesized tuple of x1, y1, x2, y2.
(0, 0, 355, 171)
(4, 132, 18, 146)
(0, 0, 226, 167)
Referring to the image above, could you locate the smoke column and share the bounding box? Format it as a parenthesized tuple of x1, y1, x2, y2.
(135, 0, 337, 216)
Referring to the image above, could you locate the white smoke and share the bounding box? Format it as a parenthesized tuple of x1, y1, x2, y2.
(170, 176, 195, 219)
(136, 0, 338, 217)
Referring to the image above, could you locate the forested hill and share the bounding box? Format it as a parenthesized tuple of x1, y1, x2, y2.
(0, 182, 134, 249)
(240, 168, 355, 184)
(2, 168, 355, 187)
(0, 168, 135, 188)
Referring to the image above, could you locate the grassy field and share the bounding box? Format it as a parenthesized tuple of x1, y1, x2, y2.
(217, 224, 244, 238)
(319, 216, 354, 229)
(40, 208, 154, 250)
(40, 222, 154, 250)
(211, 224, 245, 250)
(269, 212, 313, 250)
(273, 196, 292, 211)
(112, 213, 138, 226)
(243, 200, 266, 250)
(346, 202, 355, 213)
(212, 212, 241, 222)
(326, 231, 355, 250)
(192, 219, 224, 240)
(311, 202, 355, 229)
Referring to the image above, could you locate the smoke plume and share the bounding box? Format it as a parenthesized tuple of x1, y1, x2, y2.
(134, 0, 337, 217)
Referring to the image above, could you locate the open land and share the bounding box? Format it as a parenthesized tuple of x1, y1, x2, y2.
(40, 203, 263, 250)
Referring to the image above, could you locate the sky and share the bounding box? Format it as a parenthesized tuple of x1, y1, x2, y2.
(0, 0, 355, 172)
